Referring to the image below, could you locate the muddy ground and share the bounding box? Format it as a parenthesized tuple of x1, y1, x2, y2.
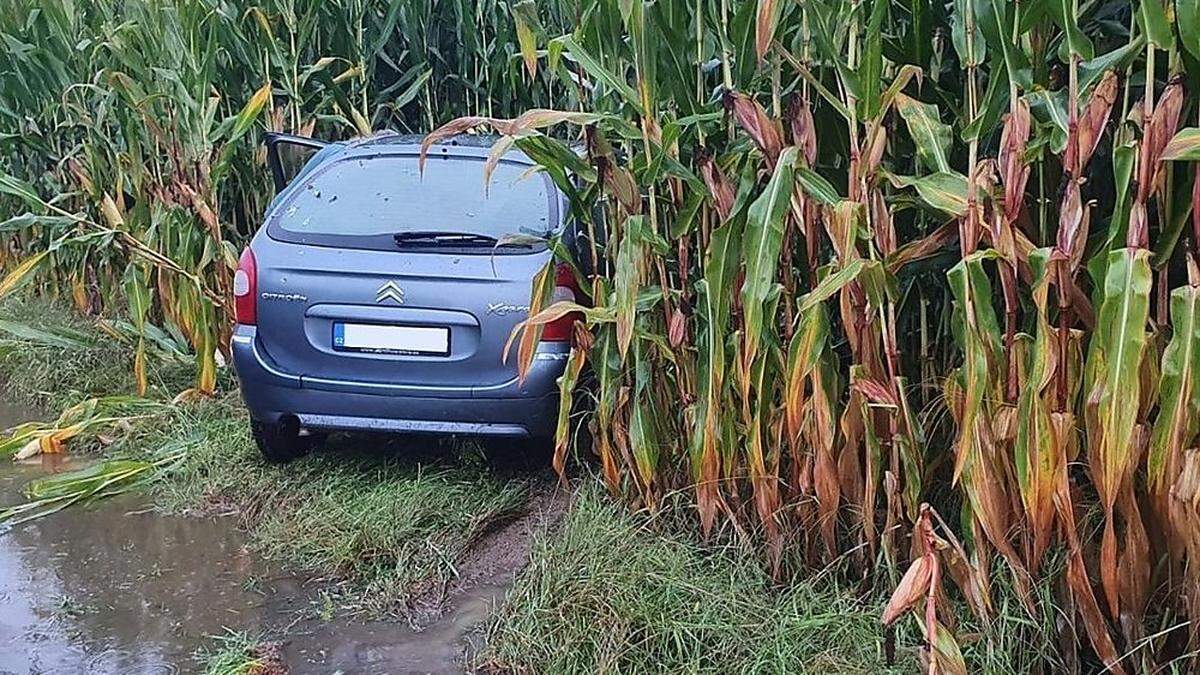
(0, 394, 564, 674)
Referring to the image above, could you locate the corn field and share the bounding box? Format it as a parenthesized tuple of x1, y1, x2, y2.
(3, 0, 1200, 672)
(0, 0, 566, 395)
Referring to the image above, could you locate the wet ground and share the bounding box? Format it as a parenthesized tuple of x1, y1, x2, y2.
(0, 395, 532, 675)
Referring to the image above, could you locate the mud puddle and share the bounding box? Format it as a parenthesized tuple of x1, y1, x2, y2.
(0, 396, 556, 674)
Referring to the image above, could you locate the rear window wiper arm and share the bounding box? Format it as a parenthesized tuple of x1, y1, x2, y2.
(392, 231, 530, 248)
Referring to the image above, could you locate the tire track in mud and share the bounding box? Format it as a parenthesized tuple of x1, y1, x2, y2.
(407, 473, 568, 627)
(288, 475, 569, 674)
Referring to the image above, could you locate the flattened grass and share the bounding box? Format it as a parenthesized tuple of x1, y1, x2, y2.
(153, 397, 530, 613)
(484, 486, 906, 674)
(0, 296, 134, 406)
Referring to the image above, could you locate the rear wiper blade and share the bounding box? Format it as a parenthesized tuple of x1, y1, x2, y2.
(391, 231, 529, 248)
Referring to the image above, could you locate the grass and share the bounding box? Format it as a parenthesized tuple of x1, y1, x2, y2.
(0, 294, 912, 672)
(197, 630, 285, 675)
(483, 485, 906, 674)
(0, 295, 160, 408)
(151, 397, 531, 614)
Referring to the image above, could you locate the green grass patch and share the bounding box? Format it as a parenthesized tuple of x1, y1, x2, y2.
(197, 630, 285, 675)
(152, 395, 530, 613)
(484, 486, 905, 674)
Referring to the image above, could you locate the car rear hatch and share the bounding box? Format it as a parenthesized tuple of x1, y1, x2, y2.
(251, 146, 559, 397)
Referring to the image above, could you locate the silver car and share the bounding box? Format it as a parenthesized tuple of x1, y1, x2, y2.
(231, 133, 581, 461)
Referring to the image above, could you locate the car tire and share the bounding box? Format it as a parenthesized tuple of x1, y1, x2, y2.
(251, 419, 318, 463)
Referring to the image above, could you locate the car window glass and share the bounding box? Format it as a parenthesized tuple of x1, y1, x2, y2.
(276, 142, 324, 187)
(273, 155, 552, 240)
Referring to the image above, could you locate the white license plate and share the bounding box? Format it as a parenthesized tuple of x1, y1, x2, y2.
(332, 322, 450, 356)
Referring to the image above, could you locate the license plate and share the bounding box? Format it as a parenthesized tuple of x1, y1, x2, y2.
(332, 322, 450, 356)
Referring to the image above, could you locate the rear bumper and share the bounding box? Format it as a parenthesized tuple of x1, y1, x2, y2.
(230, 325, 565, 438)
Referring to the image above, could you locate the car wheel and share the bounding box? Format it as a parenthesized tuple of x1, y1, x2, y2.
(251, 419, 317, 463)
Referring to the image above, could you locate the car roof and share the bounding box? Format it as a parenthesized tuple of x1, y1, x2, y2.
(351, 132, 503, 149)
(332, 132, 532, 162)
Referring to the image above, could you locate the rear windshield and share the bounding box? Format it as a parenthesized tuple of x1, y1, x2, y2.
(269, 153, 555, 250)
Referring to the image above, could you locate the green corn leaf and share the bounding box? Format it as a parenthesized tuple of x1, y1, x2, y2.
(0, 171, 44, 206)
(785, 303, 829, 418)
(894, 377, 925, 519)
(123, 263, 151, 331)
(392, 68, 432, 110)
(1090, 248, 1152, 505)
(1026, 89, 1069, 154)
(741, 147, 798, 370)
(629, 342, 660, 492)
(123, 262, 153, 395)
(1088, 141, 1138, 287)
(553, 345, 588, 477)
(803, 1, 860, 105)
(1012, 249, 1057, 536)
(0, 319, 95, 350)
(888, 172, 972, 217)
(961, 57, 1010, 143)
(947, 251, 1004, 484)
(1179, 0, 1200, 60)
(613, 216, 647, 359)
(950, 0, 986, 68)
(1079, 38, 1145, 93)
(796, 259, 868, 314)
(982, 0, 1032, 89)
(0, 423, 41, 459)
(25, 459, 153, 500)
(1148, 285, 1200, 490)
(560, 34, 641, 113)
(1152, 174, 1197, 267)
(1047, 0, 1095, 59)
(796, 166, 842, 206)
(698, 218, 743, 399)
(895, 94, 952, 173)
(1138, 0, 1174, 50)
(858, 0, 888, 120)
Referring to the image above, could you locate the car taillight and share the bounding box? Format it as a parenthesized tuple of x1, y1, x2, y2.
(541, 263, 581, 342)
(234, 247, 257, 325)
